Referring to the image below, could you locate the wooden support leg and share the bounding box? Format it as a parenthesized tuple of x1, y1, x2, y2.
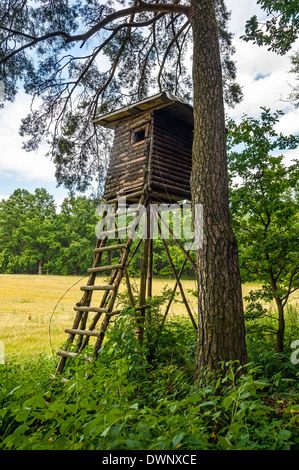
(136, 237, 149, 346)
(134, 197, 152, 345)
(125, 268, 136, 308)
(155, 212, 197, 331)
(161, 236, 197, 330)
(147, 238, 153, 299)
(162, 257, 188, 325)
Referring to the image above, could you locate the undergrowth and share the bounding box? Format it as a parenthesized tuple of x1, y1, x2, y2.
(1, 305, 299, 450)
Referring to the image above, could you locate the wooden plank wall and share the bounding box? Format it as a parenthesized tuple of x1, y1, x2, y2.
(103, 112, 152, 201)
(103, 107, 193, 202)
(150, 110, 192, 201)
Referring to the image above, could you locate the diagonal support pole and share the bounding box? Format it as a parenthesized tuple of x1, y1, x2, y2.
(157, 210, 197, 272)
(156, 213, 197, 331)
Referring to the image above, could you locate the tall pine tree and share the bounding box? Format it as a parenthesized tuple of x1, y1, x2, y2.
(0, 0, 248, 375)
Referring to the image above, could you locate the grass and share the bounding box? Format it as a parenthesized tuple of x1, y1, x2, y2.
(1, 275, 299, 451)
(0, 274, 298, 358)
(0, 274, 195, 357)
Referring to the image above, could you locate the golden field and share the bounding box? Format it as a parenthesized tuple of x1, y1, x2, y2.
(0, 274, 298, 359)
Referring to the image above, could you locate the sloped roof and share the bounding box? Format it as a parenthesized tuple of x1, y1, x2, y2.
(93, 91, 194, 129)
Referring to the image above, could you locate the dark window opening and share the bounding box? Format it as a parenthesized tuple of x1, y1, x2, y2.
(133, 129, 146, 144)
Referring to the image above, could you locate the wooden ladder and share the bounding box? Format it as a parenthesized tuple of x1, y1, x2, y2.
(55, 192, 147, 374)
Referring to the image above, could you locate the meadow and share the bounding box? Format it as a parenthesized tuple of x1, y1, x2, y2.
(0, 274, 196, 357)
(1, 274, 298, 358)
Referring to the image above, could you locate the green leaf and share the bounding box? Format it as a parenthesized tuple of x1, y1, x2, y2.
(199, 401, 215, 407)
(169, 403, 178, 413)
(186, 394, 203, 403)
(12, 424, 30, 436)
(15, 411, 29, 422)
(278, 429, 292, 442)
(101, 426, 111, 437)
(126, 439, 143, 449)
(222, 396, 234, 410)
(130, 403, 139, 410)
(217, 435, 234, 449)
(54, 436, 69, 450)
(172, 432, 185, 449)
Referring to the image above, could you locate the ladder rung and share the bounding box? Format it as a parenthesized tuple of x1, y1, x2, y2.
(65, 328, 101, 338)
(80, 285, 116, 291)
(57, 350, 92, 362)
(105, 210, 137, 219)
(73, 306, 109, 312)
(87, 264, 124, 273)
(94, 244, 127, 253)
(135, 304, 151, 310)
(97, 226, 130, 237)
(108, 309, 121, 317)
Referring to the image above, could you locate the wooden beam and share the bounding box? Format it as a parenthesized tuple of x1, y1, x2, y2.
(157, 211, 196, 271)
(156, 214, 197, 331)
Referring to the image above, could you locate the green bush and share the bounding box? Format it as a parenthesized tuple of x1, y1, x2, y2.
(1, 310, 299, 450)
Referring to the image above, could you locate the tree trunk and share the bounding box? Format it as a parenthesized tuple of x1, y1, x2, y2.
(38, 259, 42, 275)
(136, 204, 151, 346)
(275, 298, 285, 353)
(190, 0, 248, 376)
(268, 267, 285, 353)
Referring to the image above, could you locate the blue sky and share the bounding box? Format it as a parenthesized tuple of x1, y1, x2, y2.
(0, 0, 298, 206)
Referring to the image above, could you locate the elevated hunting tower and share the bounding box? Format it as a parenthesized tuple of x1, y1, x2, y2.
(55, 91, 197, 374)
(96, 90, 193, 203)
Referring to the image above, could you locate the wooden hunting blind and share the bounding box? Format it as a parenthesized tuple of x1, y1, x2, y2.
(55, 92, 197, 375)
(94, 91, 194, 203)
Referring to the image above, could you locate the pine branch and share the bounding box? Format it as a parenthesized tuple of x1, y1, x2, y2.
(157, 19, 190, 91)
(0, 1, 190, 65)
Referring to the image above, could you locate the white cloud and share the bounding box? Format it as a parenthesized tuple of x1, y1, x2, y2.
(226, 32, 299, 130)
(276, 109, 299, 135)
(0, 92, 56, 183)
(226, 0, 267, 35)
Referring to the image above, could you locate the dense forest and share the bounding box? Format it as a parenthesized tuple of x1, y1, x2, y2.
(0, 188, 104, 276)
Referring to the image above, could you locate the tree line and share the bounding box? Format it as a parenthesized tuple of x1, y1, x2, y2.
(0, 187, 197, 278)
(0, 189, 95, 276)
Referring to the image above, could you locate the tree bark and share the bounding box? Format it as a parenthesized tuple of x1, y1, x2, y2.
(276, 298, 285, 353)
(268, 267, 285, 353)
(190, 0, 248, 376)
(38, 259, 42, 275)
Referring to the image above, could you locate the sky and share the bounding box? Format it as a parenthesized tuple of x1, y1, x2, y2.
(0, 0, 298, 205)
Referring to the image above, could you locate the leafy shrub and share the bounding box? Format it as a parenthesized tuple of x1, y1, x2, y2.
(0, 310, 299, 450)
